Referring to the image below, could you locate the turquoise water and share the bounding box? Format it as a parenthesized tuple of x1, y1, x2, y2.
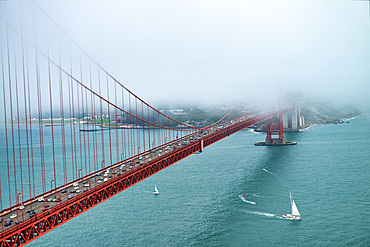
(0, 126, 180, 208)
(26, 115, 370, 246)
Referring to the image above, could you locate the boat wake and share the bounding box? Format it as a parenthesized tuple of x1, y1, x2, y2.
(245, 209, 280, 218)
(248, 129, 261, 134)
(345, 117, 356, 121)
(299, 126, 311, 131)
(239, 195, 256, 205)
(241, 192, 262, 198)
(143, 190, 157, 194)
(262, 168, 281, 181)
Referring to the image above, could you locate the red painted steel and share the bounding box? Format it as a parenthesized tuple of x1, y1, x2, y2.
(0, 5, 296, 246)
(265, 112, 287, 143)
(0, 108, 292, 247)
(279, 114, 284, 140)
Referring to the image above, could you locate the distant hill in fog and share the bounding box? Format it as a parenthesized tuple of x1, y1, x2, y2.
(299, 100, 362, 126)
(156, 98, 363, 128)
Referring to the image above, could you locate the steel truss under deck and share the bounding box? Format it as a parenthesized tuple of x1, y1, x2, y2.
(0, 108, 292, 246)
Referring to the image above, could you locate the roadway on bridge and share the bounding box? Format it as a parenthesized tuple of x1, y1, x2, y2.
(1, 110, 272, 236)
(0, 131, 209, 233)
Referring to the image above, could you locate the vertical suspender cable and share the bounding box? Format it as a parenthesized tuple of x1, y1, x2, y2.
(76, 76, 82, 178)
(93, 82, 98, 171)
(147, 107, 151, 151)
(46, 21, 57, 191)
(121, 88, 127, 160)
(20, 4, 32, 202)
(6, 12, 18, 206)
(80, 62, 87, 176)
(85, 87, 90, 174)
(152, 108, 156, 149)
(107, 74, 112, 166)
(68, 42, 75, 180)
(99, 69, 105, 169)
(90, 61, 97, 172)
(26, 45, 36, 200)
(58, 31, 67, 185)
(114, 80, 119, 162)
(142, 103, 145, 153)
(1, 30, 11, 206)
(128, 93, 132, 157)
(68, 77, 75, 180)
(135, 98, 139, 155)
(34, 10, 46, 194)
(14, 28, 25, 202)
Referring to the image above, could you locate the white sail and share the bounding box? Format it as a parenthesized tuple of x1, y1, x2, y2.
(289, 191, 300, 216)
(154, 186, 159, 194)
(291, 199, 300, 216)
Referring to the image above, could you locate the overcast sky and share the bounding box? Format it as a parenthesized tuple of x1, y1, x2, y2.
(33, 0, 370, 109)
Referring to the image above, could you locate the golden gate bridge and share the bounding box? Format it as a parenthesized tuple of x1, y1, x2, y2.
(0, 2, 296, 246)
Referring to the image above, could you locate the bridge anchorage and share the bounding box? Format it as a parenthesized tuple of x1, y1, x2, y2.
(254, 111, 297, 146)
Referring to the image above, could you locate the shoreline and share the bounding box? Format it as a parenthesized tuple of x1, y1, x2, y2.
(298, 113, 367, 131)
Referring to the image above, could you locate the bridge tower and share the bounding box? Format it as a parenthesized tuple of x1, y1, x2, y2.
(265, 115, 286, 144)
(255, 112, 297, 146)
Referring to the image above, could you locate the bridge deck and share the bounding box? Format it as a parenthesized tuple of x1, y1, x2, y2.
(0, 108, 293, 246)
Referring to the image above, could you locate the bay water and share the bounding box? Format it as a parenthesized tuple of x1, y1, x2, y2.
(26, 115, 370, 246)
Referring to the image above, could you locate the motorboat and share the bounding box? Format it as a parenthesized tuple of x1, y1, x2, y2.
(239, 193, 256, 205)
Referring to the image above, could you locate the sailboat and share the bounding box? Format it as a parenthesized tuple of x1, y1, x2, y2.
(282, 191, 301, 220)
(154, 186, 159, 195)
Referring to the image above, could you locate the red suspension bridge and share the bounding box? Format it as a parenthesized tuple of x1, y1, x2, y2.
(0, 2, 296, 246)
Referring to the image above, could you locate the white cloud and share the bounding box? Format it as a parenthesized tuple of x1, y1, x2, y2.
(20, 0, 370, 109)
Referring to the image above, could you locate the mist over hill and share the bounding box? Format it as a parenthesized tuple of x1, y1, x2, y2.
(156, 95, 365, 127)
(299, 100, 362, 126)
